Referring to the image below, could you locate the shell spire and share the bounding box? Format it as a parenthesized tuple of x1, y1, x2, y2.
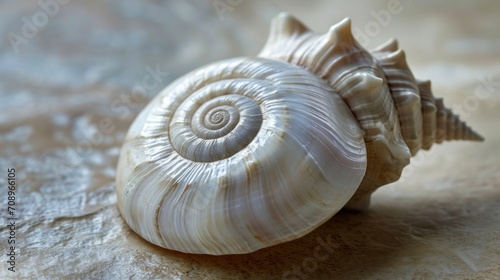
(259, 13, 483, 209)
(418, 80, 484, 145)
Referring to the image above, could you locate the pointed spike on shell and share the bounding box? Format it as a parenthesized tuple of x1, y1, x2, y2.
(381, 49, 408, 69)
(467, 127, 485, 141)
(418, 80, 433, 98)
(259, 13, 312, 58)
(472, 132, 481, 141)
(373, 38, 399, 52)
(270, 12, 310, 38)
(361, 72, 384, 89)
(457, 121, 484, 141)
(328, 18, 354, 43)
(418, 80, 431, 88)
(474, 131, 485, 141)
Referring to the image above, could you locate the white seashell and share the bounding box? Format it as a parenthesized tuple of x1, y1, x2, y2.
(116, 13, 483, 255)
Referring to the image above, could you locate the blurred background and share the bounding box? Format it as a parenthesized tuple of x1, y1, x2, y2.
(0, 0, 499, 279)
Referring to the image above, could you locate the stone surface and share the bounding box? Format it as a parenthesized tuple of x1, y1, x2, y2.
(0, 0, 499, 279)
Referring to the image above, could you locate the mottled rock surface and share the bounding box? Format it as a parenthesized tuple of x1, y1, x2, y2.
(0, 0, 499, 279)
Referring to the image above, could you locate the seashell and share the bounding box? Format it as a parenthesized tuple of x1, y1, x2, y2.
(115, 13, 483, 255)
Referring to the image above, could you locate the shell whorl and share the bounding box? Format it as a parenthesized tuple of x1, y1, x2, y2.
(170, 89, 263, 162)
(117, 57, 367, 254)
(259, 13, 483, 209)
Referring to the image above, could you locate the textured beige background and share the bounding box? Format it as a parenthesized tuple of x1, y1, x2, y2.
(0, 0, 499, 279)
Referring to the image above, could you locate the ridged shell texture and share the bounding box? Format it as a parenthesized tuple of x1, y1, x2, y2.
(116, 13, 483, 255)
